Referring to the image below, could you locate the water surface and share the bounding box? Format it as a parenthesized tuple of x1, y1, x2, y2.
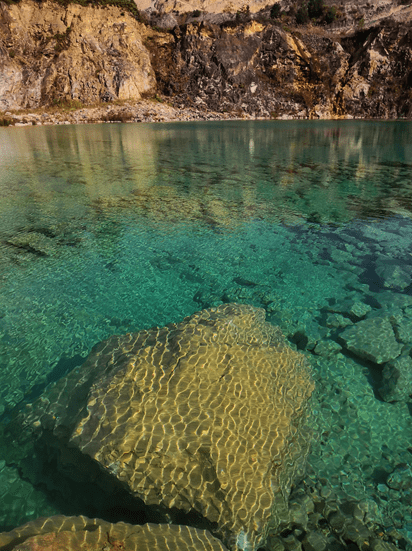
(1, 120, 412, 543)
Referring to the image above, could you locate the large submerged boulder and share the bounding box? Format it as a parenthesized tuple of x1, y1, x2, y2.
(11, 304, 314, 550)
(0, 515, 229, 551)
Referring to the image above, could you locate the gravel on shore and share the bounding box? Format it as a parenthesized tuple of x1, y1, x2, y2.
(1, 98, 261, 127)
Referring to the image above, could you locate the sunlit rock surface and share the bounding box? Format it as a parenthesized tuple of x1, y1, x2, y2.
(12, 304, 314, 550)
(1, 0, 412, 117)
(0, 515, 229, 551)
(0, 1, 155, 110)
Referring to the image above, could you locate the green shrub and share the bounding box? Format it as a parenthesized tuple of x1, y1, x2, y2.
(295, 0, 339, 25)
(0, 118, 12, 126)
(52, 98, 84, 110)
(192, 9, 201, 16)
(270, 3, 281, 18)
(324, 5, 337, 23)
(296, 3, 309, 24)
(307, 0, 323, 18)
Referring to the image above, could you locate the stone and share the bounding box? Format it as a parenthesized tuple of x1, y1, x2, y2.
(8, 304, 314, 551)
(379, 355, 412, 402)
(302, 531, 327, 551)
(387, 465, 412, 491)
(313, 340, 342, 358)
(6, 232, 57, 257)
(393, 318, 412, 344)
(339, 317, 402, 364)
(376, 261, 412, 291)
(370, 539, 399, 551)
(375, 292, 412, 311)
(325, 314, 352, 329)
(347, 301, 373, 320)
(155, 12, 179, 29)
(280, 533, 301, 551)
(328, 300, 372, 321)
(0, 515, 229, 551)
(291, 321, 328, 351)
(343, 519, 371, 547)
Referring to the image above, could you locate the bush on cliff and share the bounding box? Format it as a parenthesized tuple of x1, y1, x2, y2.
(295, 0, 338, 25)
(270, 3, 281, 18)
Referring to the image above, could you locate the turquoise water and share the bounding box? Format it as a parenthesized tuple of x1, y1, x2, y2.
(1, 120, 412, 545)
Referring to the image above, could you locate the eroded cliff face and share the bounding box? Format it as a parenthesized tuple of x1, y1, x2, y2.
(0, 0, 412, 118)
(0, 1, 155, 110)
(149, 11, 412, 119)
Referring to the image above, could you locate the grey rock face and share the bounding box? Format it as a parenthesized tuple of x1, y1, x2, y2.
(154, 12, 179, 29)
(339, 317, 402, 364)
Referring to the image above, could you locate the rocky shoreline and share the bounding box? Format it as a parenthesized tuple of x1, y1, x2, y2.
(2, 0, 412, 123)
(1, 98, 252, 127)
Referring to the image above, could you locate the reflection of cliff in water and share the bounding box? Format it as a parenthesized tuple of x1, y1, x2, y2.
(1, 121, 412, 241)
(90, 121, 412, 227)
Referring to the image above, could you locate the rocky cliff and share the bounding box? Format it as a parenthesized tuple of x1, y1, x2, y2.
(1, 0, 412, 118)
(0, 1, 155, 111)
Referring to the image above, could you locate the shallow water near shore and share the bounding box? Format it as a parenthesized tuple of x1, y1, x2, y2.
(1, 120, 412, 547)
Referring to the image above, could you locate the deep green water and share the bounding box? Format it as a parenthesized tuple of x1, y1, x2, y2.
(1, 120, 412, 545)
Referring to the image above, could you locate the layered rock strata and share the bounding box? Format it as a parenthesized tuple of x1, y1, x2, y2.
(7, 304, 314, 550)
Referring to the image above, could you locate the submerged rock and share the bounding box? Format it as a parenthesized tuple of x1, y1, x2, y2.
(375, 261, 412, 291)
(379, 355, 412, 403)
(9, 304, 314, 550)
(0, 515, 229, 551)
(313, 339, 342, 358)
(339, 317, 402, 364)
(387, 464, 412, 492)
(329, 300, 372, 321)
(6, 232, 58, 257)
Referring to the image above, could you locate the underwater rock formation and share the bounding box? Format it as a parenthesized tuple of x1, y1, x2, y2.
(379, 355, 412, 403)
(338, 317, 403, 364)
(10, 303, 314, 550)
(0, 515, 229, 551)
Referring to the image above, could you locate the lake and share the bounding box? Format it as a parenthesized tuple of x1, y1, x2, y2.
(1, 120, 412, 549)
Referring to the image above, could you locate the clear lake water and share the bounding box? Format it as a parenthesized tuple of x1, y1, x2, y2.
(1, 120, 412, 547)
